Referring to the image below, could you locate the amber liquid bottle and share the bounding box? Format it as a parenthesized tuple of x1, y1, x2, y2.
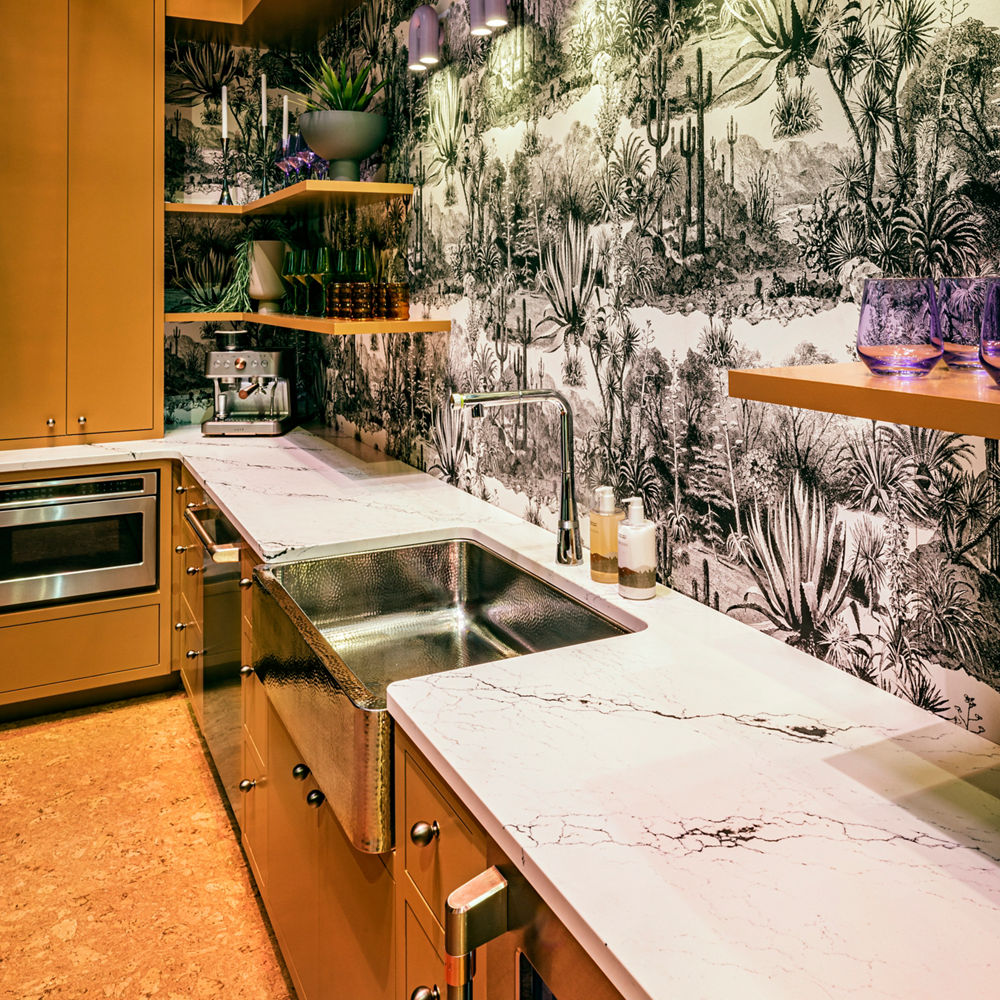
(590, 486, 624, 584)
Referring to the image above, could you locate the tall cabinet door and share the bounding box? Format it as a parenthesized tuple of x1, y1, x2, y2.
(0, 0, 68, 440)
(66, 0, 160, 436)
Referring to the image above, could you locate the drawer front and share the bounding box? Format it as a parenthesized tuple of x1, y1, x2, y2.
(0, 603, 159, 694)
(240, 548, 255, 630)
(241, 734, 267, 895)
(403, 898, 446, 1000)
(178, 613, 204, 725)
(177, 521, 204, 615)
(242, 620, 266, 764)
(403, 748, 486, 929)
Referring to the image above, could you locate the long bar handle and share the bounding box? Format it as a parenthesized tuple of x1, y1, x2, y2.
(444, 867, 509, 1000)
(183, 503, 241, 563)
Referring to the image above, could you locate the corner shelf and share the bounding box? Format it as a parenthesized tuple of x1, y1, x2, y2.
(163, 311, 451, 336)
(164, 180, 413, 218)
(728, 362, 1000, 439)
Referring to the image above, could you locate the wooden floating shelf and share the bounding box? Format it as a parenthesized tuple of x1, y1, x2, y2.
(163, 311, 451, 336)
(728, 362, 1000, 439)
(164, 180, 413, 218)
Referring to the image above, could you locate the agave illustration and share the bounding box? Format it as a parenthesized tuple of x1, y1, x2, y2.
(729, 474, 853, 655)
(301, 55, 384, 112)
(535, 218, 597, 352)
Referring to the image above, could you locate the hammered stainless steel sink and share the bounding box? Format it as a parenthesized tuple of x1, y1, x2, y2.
(252, 537, 635, 854)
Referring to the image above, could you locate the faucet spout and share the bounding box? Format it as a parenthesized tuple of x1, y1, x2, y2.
(450, 390, 582, 565)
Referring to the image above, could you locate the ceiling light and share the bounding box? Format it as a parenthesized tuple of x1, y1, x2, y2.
(484, 0, 508, 29)
(469, 0, 492, 36)
(408, 5, 440, 71)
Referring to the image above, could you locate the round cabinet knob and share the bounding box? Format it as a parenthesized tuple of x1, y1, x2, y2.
(239, 779, 256, 793)
(306, 790, 325, 808)
(410, 987, 440, 1000)
(185, 649, 201, 659)
(292, 763, 310, 781)
(174, 545, 188, 554)
(186, 566, 201, 576)
(174, 621, 187, 631)
(239, 578, 252, 589)
(239, 664, 254, 677)
(235, 357, 247, 370)
(409, 820, 440, 847)
(77, 416, 86, 425)
(46, 418, 55, 428)
(175, 485, 188, 494)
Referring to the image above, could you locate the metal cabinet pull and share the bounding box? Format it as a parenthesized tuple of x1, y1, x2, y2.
(239, 577, 252, 589)
(174, 621, 187, 631)
(239, 664, 254, 677)
(77, 416, 86, 425)
(174, 544, 189, 554)
(185, 649, 203, 659)
(175, 485, 188, 494)
(306, 789, 325, 808)
(239, 779, 256, 792)
(186, 566, 201, 576)
(409, 820, 440, 847)
(46, 418, 55, 428)
(445, 867, 510, 1000)
(410, 988, 440, 1000)
(292, 763, 310, 781)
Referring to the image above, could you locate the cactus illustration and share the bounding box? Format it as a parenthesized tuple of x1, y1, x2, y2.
(685, 48, 712, 253)
(727, 115, 738, 188)
(720, 152, 725, 184)
(702, 558, 710, 606)
(513, 298, 532, 448)
(720, 206, 725, 241)
(413, 149, 427, 269)
(679, 116, 695, 226)
(710, 136, 717, 170)
(645, 46, 672, 166)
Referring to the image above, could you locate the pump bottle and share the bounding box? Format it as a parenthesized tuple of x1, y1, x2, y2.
(617, 496, 656, 600)
(589, 486, 624, 583)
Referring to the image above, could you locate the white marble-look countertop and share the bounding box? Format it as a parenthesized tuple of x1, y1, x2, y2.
(6, 427, 1000, 999)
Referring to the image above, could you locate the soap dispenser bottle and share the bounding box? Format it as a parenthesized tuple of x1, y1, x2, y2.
(589, 486, 624, 584)
(617, 496, 656, 600)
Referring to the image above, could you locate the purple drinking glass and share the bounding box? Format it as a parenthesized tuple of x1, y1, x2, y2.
(979, 279, 1000, 386)
(857, 277, 943, 377)
(938, 277, 988, 369)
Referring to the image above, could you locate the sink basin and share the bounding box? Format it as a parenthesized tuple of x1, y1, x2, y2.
(271, 538, 632, 707)
(252, 537, 636, 852)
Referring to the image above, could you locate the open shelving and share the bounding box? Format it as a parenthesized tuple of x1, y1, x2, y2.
(163, 311, 451, 336)
(728, 362, 1000, 439)
(164, 179, 412, 218)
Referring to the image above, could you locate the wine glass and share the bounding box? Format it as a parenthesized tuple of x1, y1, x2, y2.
(275, 133, 294, 188)
(280, 248, 298, 314)
(979, 279, 1000, 386)
(857, 278, 943, 377)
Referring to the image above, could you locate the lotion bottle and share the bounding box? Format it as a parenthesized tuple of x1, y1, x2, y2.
(589, 486, 624, 584)
(617, 496, 656, 600)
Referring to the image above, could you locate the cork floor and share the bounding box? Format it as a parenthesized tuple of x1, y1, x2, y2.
(0, 692, 294, 1000)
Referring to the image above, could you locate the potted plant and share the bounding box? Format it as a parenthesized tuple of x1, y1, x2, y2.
(298, 56, 386, 182)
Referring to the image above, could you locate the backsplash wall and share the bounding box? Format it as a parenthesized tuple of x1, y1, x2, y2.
(166, 0, 1000, 742)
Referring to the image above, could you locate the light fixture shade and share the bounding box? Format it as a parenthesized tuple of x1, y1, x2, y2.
(408, 5, 440, 71)
(469, 0, 492, 36)
(484, 0, 507, 28)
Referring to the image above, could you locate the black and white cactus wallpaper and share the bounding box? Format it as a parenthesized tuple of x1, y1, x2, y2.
(166, 0, 1000, 741)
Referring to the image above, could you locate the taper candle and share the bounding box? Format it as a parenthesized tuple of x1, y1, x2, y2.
(221, 85, 228, 140)
(261, 74, 267, 127)
(282, 95, 288, 144)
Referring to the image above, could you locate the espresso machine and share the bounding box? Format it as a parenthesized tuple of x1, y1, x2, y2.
(202, 330, 296, 436)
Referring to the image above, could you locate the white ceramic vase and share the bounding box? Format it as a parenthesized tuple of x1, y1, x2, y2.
(247, 240, 286, 313)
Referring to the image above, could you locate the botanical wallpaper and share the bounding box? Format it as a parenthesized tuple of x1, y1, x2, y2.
(165, 0, 1000, 742)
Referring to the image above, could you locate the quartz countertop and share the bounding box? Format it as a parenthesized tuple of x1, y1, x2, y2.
(6, 427, 1000, 999)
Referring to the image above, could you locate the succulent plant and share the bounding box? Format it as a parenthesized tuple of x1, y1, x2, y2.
(301, 55, 384, 113)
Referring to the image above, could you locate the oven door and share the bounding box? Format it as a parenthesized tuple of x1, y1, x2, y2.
(0, 493, 158, 611)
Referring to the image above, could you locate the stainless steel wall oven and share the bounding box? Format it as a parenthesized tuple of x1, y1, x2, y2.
(0, 471, 158, 611)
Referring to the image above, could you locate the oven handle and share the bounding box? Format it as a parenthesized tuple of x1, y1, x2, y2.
(183, 503, 241, 564)
(445, 867, 510, 1000)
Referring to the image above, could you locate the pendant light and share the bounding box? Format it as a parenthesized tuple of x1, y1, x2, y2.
(484, 0, 508, 29)
(469, 0, 492, 37)
(408, 4, 441, 71)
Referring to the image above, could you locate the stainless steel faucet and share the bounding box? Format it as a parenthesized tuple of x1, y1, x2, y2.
(451, 389, 582, 565)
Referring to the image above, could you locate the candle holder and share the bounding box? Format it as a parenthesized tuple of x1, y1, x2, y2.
(219, 136, 233, 206)
(258, 123, 272, 199)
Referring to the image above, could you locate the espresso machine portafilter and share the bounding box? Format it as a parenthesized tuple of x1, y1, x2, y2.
(202, 330, 296, 437)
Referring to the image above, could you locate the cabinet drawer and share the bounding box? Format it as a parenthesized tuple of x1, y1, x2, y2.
(0, 603, 159, 694)
(402, 748, 487, 929)
(242, 620, 266, 765)
(241, 734, 267, 895)
(403, 897, 446, 1000)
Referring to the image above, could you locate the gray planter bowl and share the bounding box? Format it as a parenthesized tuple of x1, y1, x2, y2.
(299, 110, 388, 182)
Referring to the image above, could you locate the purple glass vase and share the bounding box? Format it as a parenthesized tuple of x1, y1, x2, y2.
(979, 279, 1000, 386)
(857, 277, 942, 377)
(938, 277, 988, 369)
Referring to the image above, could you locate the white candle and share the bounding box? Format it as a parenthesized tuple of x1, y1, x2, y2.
(261, 74, 267, 128)
(221, 84, 228, 141)
(282, 95, 288, 144)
